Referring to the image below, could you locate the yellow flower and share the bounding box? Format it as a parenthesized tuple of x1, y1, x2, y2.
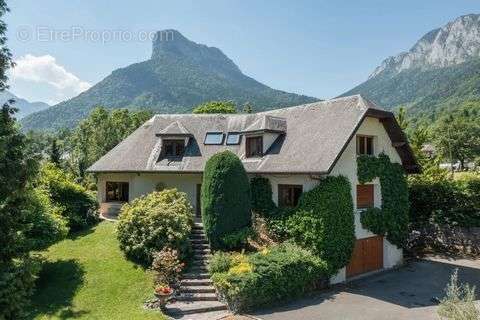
(229, 262, 252, 274)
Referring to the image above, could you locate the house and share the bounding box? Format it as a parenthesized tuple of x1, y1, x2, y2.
(87, 94, 419, 283)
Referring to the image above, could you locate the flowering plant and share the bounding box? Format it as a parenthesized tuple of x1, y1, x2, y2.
(154, 285, 173, 295)
(151, 247, 185, 287)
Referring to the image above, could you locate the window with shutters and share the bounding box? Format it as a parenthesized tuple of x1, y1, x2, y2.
(357, 184, 374, 209)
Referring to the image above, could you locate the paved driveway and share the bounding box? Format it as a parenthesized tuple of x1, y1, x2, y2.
(251, 256, 480, 320)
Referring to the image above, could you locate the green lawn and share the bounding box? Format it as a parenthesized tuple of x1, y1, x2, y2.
(27, 221, 165, 320)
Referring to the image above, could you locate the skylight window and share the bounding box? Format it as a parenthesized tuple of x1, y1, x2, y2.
(204, 132, 224, 145)
(226, 132, 241, 145)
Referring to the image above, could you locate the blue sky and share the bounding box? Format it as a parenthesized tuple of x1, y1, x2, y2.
(5, 0, 480, 105)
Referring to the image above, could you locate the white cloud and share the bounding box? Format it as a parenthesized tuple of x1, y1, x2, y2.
(9, 54, 91, 103)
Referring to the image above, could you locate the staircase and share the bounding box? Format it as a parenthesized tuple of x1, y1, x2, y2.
(166, 221, 228, 316)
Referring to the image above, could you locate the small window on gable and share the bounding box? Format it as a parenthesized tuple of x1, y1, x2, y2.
(226, 132, 241, 145)
(356, 135, 374, 156)
(204, 132, 224, 145)
(246, 136, 263, 158)
(164, 139, 185, 157)
(278, 184, 303, 208)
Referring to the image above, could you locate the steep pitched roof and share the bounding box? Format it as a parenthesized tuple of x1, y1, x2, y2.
(87, 95, 420, 174)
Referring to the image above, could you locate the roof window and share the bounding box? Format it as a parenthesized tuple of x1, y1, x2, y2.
(226, 132, 241, 145)
(204, 132, 224, 145)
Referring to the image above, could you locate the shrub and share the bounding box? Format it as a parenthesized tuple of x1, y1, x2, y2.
(250, 176, 276, 216)
(438, 269, 479, 320)
(201, 151, 252, 249)
(286, 176, 355, 275)
(117, 189, 193, 264)
(38, 163, 98, 231)
(210, 243, 328, 312)
(151, 248, 184, 287)
(0, 257, 41, 319)
(221, 227, 254, 250)
(409, 174, 480, 228)
(208, 251, 234, 274)
(23, 188, 69, 251)
(358, 154, 410, 247)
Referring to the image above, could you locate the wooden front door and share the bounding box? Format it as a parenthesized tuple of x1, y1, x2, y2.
(346, 236, 383, 278)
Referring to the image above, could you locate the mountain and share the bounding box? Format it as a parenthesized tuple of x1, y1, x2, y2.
(0, 91, 49, 119)
(342, 14, 480, 120)
(21, 30, 318, 131)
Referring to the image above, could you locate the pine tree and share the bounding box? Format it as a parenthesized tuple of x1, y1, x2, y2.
(49, 138, 61, 165)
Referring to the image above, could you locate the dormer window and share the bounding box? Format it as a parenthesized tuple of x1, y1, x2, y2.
(356, 135, 374, 156)
(246, 136, 263, 158)
(226, 132, 241, 145)
(164, 139, 185, 157)
(204, 132, 224, 145)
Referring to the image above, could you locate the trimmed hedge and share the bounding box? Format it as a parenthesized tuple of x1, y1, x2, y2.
(210, 243, 328, 312)
(117, 189, 194, 264)
(357, 154, 409, 248)
(250, 176, 276, 216)
(201, 151, 252, 249)
(409, 174, 480, 227)
(286, 176, 355, 275)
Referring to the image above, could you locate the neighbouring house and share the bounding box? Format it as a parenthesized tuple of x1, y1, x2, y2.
(87, 94, 419, 283)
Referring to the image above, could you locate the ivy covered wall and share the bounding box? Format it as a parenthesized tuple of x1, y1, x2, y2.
(357, 153, 409, 248)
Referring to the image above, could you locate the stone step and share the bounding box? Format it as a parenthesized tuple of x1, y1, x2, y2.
(193, 256, 211, 262)
(193, 222, 204, 228)
(191, 260, 208, 267)
(182, 272, 210, 279)
(190, 239, 209, 245)
(166, 300, 228, 316)
(194, 247, 211, 253)
(190, 234, 207, 240)
(189, 266, 208, 273)
(176, 292, 218, 302)
(191, 229, 206, 234)
(191, 243, 210, 250)
(180, 278, 213, 286)
(181, 286, 216, 294)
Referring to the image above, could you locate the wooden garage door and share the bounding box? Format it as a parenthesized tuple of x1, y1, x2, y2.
(346, 236, 383, 278)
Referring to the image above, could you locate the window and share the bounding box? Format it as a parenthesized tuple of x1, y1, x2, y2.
(163, 140, 185, 157)
(246, 136, 263, 158)
(204, 132, 224, 145)
(278, 184, 303, 208)
(106, 182, 129, 202)
(356, 135, 374, 155)
(357, 184, 374, 209)
(226, 132, 241, 145)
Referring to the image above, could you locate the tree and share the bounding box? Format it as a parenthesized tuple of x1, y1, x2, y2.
(201, 151, 251, 249)
(434, 114, 480, 170)
(242, 102, 253, 114)
(395, 106, 409, 131)
(192, 100, 237, 114)
(70, 107, 152, 180)
(0, 3, 41, 318)
(49, 138, 61, 165)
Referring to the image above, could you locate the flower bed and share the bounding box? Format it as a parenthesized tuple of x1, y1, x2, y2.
(209, 243, 328, 312)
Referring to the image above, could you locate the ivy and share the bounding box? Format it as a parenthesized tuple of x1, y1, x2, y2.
(357, 153, 409, 248)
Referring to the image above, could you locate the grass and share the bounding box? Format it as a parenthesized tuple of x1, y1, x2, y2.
(27, 221, 165, 320)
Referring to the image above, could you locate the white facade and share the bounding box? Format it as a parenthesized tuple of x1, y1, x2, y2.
(96, 116, 403, 282)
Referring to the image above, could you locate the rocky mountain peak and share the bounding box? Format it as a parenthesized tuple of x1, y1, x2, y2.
(369, 14, 480, 79)
(151, 29, 240, 75)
